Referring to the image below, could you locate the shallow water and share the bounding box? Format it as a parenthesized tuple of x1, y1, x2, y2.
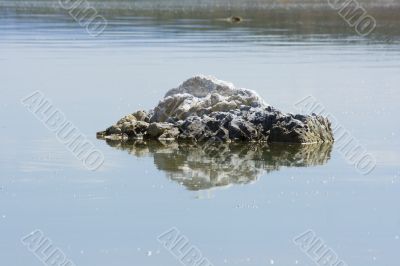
(1, 1, 400, 265)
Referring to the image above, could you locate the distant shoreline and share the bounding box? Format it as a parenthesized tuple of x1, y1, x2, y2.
(2, 0, 399, 41)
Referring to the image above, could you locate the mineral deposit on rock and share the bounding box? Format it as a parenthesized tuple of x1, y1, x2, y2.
(97, 75, 334, 144)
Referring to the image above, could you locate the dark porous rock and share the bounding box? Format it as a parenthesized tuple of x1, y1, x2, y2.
(97, 75, 334, 144)
(147, 122, 174, 138)
(99, 120, 149, 140)
(228, 118, 258, 141)
(159, 127, 180, 140)
(106, 125, 121, 135)
(132, 110, 149, 122)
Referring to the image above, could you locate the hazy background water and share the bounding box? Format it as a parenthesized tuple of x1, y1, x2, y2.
(1, 0, 400, 265)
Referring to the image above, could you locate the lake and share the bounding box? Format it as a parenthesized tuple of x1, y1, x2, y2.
(1, 0, 400, 265)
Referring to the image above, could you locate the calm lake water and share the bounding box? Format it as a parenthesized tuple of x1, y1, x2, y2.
(1, 1, 400, 265)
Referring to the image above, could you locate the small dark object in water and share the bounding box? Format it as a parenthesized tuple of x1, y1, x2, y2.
(229, 16, 243, 23)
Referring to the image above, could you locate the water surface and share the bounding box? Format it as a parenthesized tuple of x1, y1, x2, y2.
(1, 1, 400, 265)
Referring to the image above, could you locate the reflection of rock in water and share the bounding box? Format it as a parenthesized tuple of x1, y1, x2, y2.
(104, 140, 332, 191)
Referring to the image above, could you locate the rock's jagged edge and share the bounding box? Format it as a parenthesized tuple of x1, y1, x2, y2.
(97, 75, 334, 144)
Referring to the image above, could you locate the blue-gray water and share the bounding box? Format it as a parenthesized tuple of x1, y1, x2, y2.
(1, 1, 400, 265)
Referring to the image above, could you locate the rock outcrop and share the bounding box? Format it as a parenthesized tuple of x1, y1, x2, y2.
(97, 75, 334, 144)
